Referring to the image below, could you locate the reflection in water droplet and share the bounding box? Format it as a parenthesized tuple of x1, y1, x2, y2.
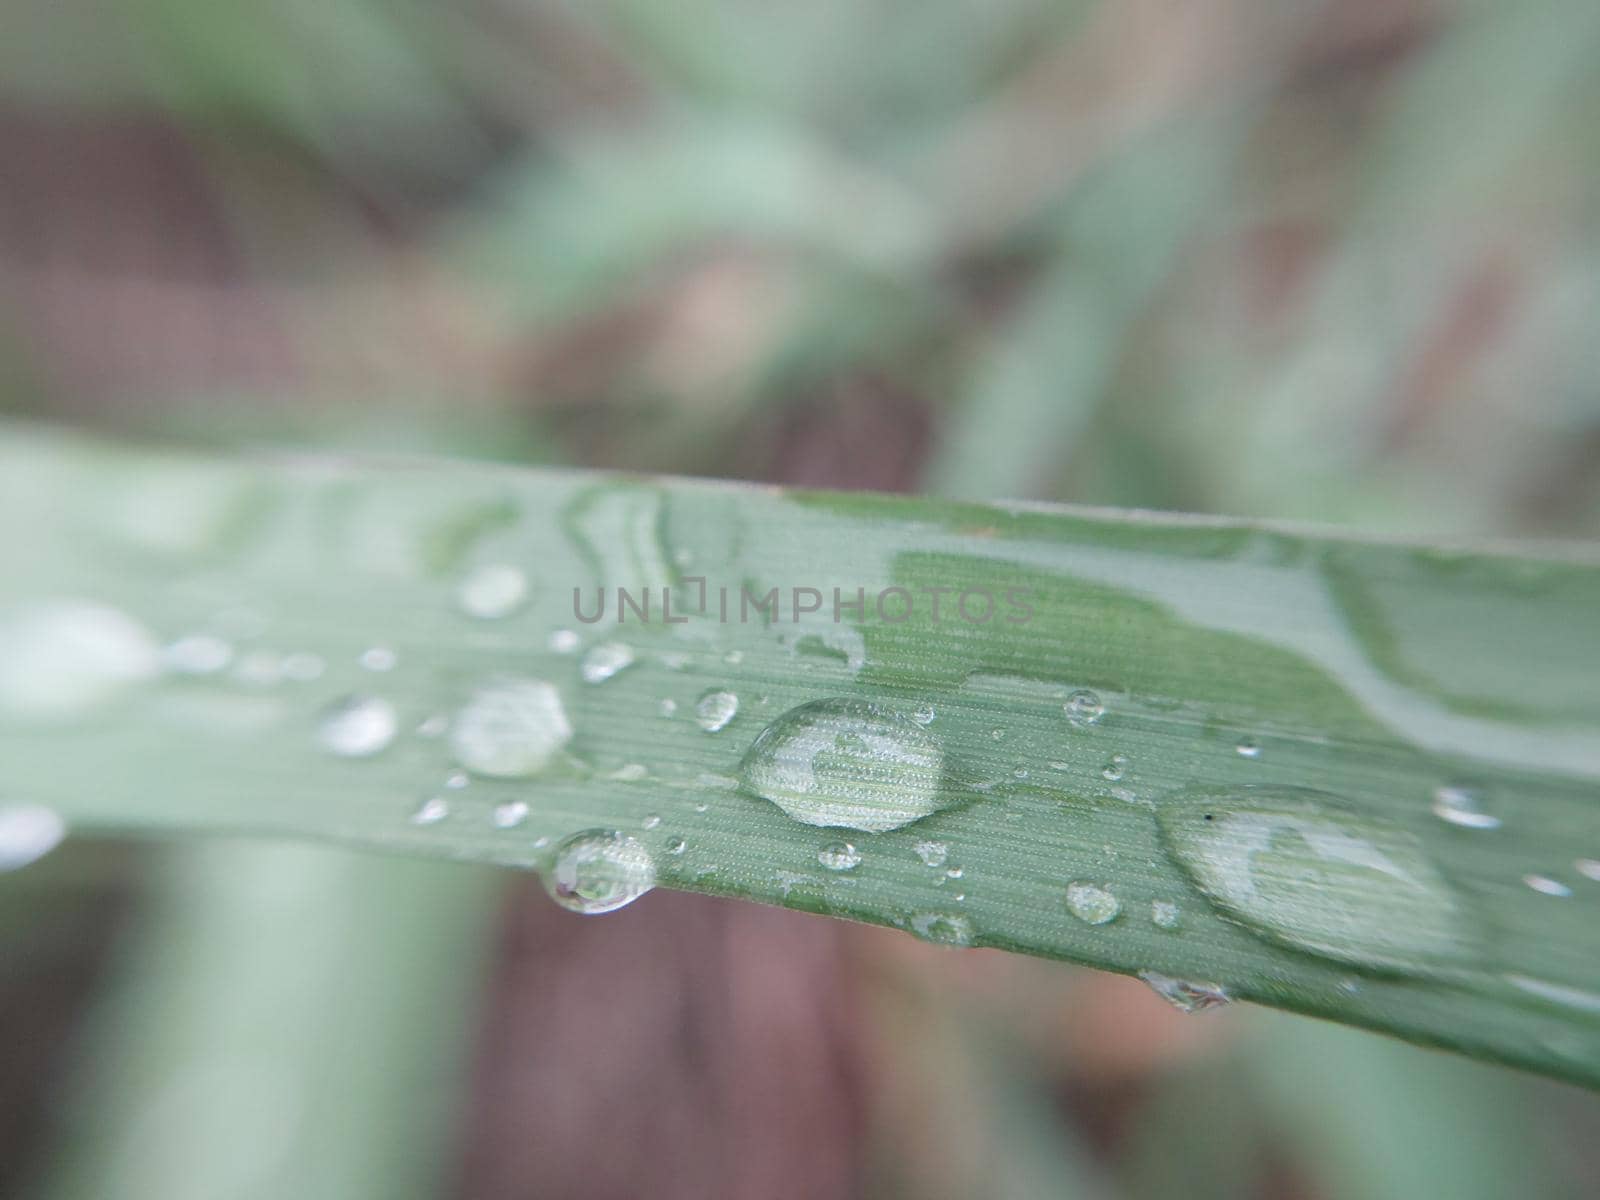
(1151, 900, 1181, 929)
(317, 695, 398, 758)
(0, 806, 66, 871)
(451, 678, 572, 778)
(914, 840, 949, 868)
(910, 912, 972, 947)
(1431, 786, 1501, 831)
(493, 801, 529, 829)
(1064, 690, 1104, 727)
(1157, 786, 1476, 973)
(818, 841, 861, 871)
(1139, 971, 1231, 1014)
(164, 634, 234, 676)
(360, 647, 397, 672)
(458, 563, 529, 619)
(580, 641, 635, 684)
(1524, 874, 1572, 898)
(1577, 859, 1600, 882)
(1506, 975, 1600, 1013)
(695, 689, 739, 733)
(0, 601, 161, 719)
(1102, 754, 1128, 782)
(412, 797, 450, 825)
(738, 698, 950, 833)
(545, 830, 655, 914)
(1066, 882, 1121, 925)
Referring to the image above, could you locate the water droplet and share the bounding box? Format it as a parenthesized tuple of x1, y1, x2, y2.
(1157, 786, 1476, 973)
(360, 646, 397, 672)
(412, 797, 450, 825)
(642, 814, 662, 830)
(317, 695, 398, 758)
(665, 837, 686, 855)
(817, 841, 861, 871)
(658, 698, 678, 717)
(695, 689, 739, 733)
(724, 650, 744, 666)
(1431, 785, 1501, 831)
(609, 763, 647, 782)
(910, 912, 972, 947)
(0, 806, 66, 871)
(945, 865, 964, 880)
(164, 633, 233, 676)
(911, 704, 936, 726)
(0, 601, 160, 719)
(493, 801, 529, 829)
(1102, 754, 1129, 782)
(1151, 900, 1181, 929)
(1506, 975, 1600, 1013)
(1235, 739, 1261, 760)
(1066, 881, 1121, 925)
(660, 652, 689, 671)
(1139, 971, 1231, 1014)
(1524, 874, 1571, 898)
(1576, 859, 1600, 882)
(450, 678, 572, 778)
(458, 563, 529, 619)
(445, 771, 469, 790)
(738, 698, 951, 833)
(545, 829, 655, 914)
(548, 629, 580, 654)
(1064, 689, 1104, 727)
(281, 652, 324, 682)
(580, 641, 635, 684)
(914, 840, 949, 868)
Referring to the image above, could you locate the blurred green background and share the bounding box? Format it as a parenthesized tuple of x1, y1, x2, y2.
(2, 0, 1599, 1196)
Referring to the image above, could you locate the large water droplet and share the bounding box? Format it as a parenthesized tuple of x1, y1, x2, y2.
(545, 829, 655, 914)
(694, 689, 739, 733)
(817, 841, 861, 871)
(1139, 971, 1231, 1014)
(738, 698, 951, 833)
(458, 563, 529, 619)
(317, 695, 398, 758)
(910, 912, 972, 947)
(0, 601, 160, 720)
(1432, 785, 1500, 831)
(0, 805, 66, 871)
(1066, 882, 1122, 925)
(580, 641, 635, 684)
(1157, 786, 1476, 973)
(1063, 689, 1104, 728)
(451, 679, 572, 778)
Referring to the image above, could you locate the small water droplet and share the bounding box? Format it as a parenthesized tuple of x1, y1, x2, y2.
(990, 727, 1005, 741)
(1064, 689, 1104, 728)
(451, 678, 572, 778)
(416, 714, 449, 738)
(658, 698, 678, 717)
(1235, 739, 1261, 760)
(545, 829, 655, 914)
(0, 601, 160, 719)
(458, 564, 529, 620)
(642, 813, 662, 830)
(493, 801, 529, 829)
(723, 650, 744, 666)
(360, 646, 398, 672)
(317, 695, 398, 758)
(445, 771, 469, 790)
(1576, 859, 1600, 882)
(1066, 881, 1121, 925)
(1157, 786, 1476, 973)
(910, 912, 972, 947)
(945, 866, 964, 880)
(1139, 971, 1231, 1014)
(1524, 873, 1572, 898)
(914, 840, 949, 868)
(164, 633, 234, 676)
(695, 689, 739, 733)
(817, 841, 861, 871)
(1431, 785, 1501, 831)
(412, 797, 450, 825)
(738, 698, 951, 833)
(580, 641, 635, 684)
(0, 806, 66, 871)
(1102, 754, 1129, 782)
(665, 837, 686, 855)
(911, 704, 936, 726)
(548, 629, 580, 654)
(1151, 900, 1181, 929)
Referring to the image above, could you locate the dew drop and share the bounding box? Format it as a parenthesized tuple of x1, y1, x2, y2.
(458, 564, 529, 620)
(0, 601, 160, 719)
(317, 695, 398, 758)
(1102, 754, 1129, 782)
(1524, 873, 1572, 898)
(360, 646, 398, 672)
(580, 641, 635, 684)
(412, 797, 450, 825)
(1157, 785, 1476, 973)
(914, 840, 949, 868)
(450, 678, 572, 778)
(910, 912, 972, 947)
(945, 866, 964, 880)
(817, 841, 861, 871)
(724, 650, 744, 666)
(1235, 739, 1261, 760)
(911, 704, 936, 726)
(642, 813, 662, 831)
(1431, 785, 1501, 831)
(164, 633, 233, 676)
(1577, 859, 1600, 882)
(1066, 881, 1121, 925)
(545, 829, 655, 914)
(493, 801, 529, 829)
(548, 629, 580, 654)
(1139, 971, 1231, 1014)
(658, 698, 678, 717)
(1151, 900, 1181, 929)
(0, 806, 66, 871)
(665, 837, 686, 855)
(738, 698, 951, 833)
(445, 771, 469, 790)
(1063, 689, 1104, 728)
(695, 689, 740, 733)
